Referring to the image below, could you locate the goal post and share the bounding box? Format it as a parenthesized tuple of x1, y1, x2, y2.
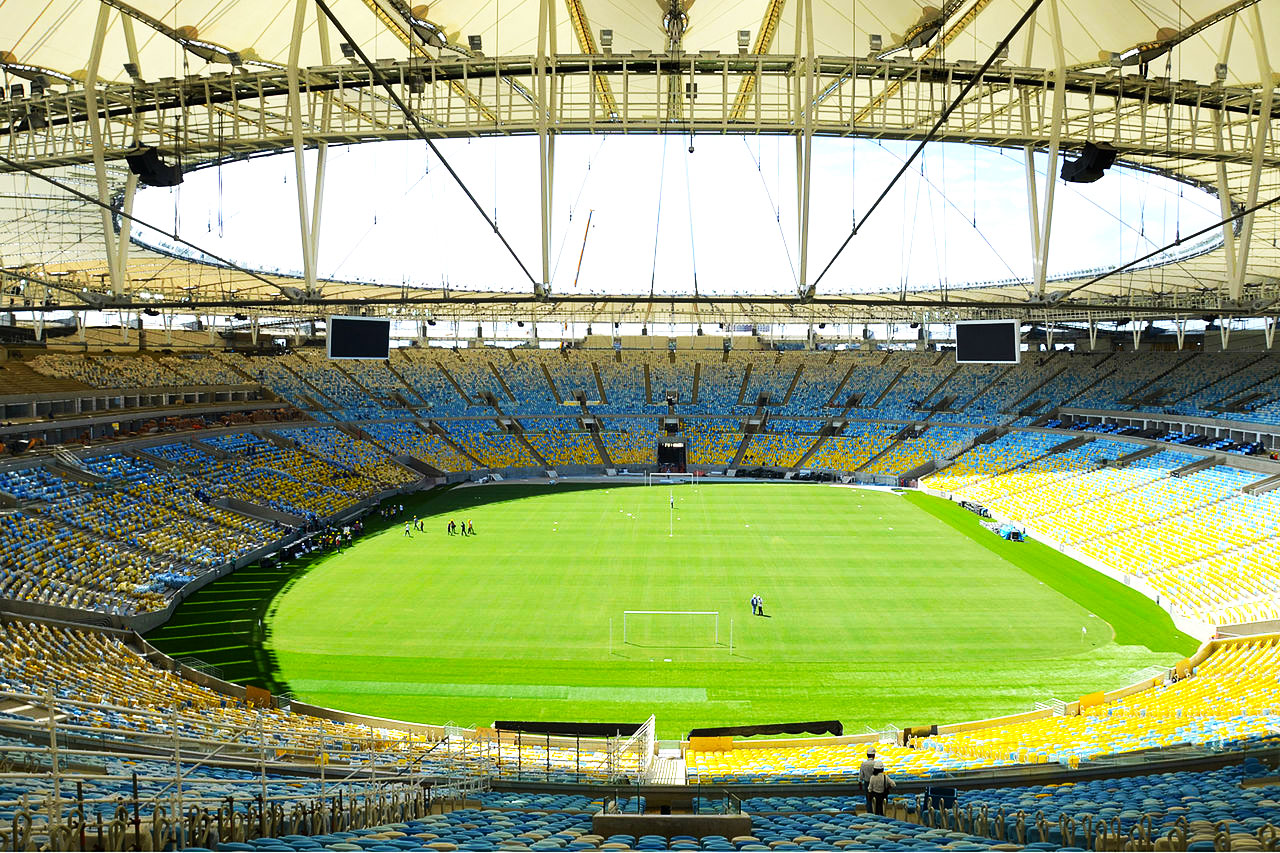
(621, 611, 720, 647)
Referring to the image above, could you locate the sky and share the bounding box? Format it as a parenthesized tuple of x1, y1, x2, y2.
(130, 135, 1223, 297)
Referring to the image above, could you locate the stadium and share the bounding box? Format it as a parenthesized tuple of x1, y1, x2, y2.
(2, 0, 1280, 850)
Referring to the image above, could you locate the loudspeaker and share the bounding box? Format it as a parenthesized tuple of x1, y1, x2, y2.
(1060, 141, 1117, 184)
(125, 147, 184, 187)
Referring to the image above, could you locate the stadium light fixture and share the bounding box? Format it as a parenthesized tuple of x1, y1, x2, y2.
(339, 42, 357, 61)
(738, 30, 751, 54)
(600, 29, 613, 54)
(868, 34, 882, 57)
(468, 35, 483, 54)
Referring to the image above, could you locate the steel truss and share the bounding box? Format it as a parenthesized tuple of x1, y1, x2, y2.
(1, 50, 1278, 327)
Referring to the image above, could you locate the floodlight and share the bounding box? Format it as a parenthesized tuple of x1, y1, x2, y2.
(1215, 62, 1228, 82)
(600, 29, 613, 53)
(738, 30, 751, 54)
(468, 35, 483, 54)
(869, 34, 882, 56)
(339, 42, 357, 61)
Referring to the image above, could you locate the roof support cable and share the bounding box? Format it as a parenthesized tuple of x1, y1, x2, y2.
(0, 150, 304, 300)
(649, 135, 669, 299)
(1059, 191, 1280, 300)
(311, 0, 537, 288)
(811, 0, 1046, 290)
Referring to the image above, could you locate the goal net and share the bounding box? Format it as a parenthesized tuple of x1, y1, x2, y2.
(622, 611, 719, 647)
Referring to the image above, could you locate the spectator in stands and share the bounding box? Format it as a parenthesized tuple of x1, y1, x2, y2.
(867, 759, 895, 815)
(859, 747, 877, 813)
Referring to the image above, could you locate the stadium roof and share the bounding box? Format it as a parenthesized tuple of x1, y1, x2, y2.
(1, 0, 1278, 329)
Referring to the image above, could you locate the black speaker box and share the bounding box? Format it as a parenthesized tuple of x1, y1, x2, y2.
(125, 147, 184, 187)
(1060, 141, 1117, 184)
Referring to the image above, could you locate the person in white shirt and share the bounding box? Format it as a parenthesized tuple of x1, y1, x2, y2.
(859, 747, 877, 813)
(866, 759, 896, 815)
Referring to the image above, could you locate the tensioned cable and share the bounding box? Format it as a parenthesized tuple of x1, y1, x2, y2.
(1058, 192, 1280, 300)
(552, 137, 608, 282)
(683, 145, 698, 296)
(0, 150, 300, 297)
(741, 137, 797, 285)
(312, 0, 537, 288)
(649, 135, 669, 299)
(811, 0, 1046, 290)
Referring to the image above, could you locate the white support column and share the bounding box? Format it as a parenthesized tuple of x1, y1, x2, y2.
(1175, 316, 1187, 350)
(1213, 15, 1239, 288)
(84, 5, 125, 298)
(310, 11, 333, 287)
(1220, 320, 1232, 351)
(287, 0, 319, 297)
(1264, 316, 1276, 350)
(1020, 8, 1040, 280)
(1131, 316, 1142, 350)
(795, 0, 815, 299)
(114, 16, 145, 277)
(1230, 5, 1273, 300)
(535, 0, 556, 297)
(1032, 0, 1066, 298)
(1087, 315, 1098, 350)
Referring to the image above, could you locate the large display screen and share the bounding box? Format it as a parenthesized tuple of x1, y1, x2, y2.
(327, 316, 391, 360)
(955, 319, 1020, 364)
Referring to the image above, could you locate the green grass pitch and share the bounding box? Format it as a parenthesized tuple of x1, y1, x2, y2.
(149, 482, 1198, 738)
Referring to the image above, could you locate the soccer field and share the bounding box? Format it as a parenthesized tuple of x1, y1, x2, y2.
(180, 481, 1194, 738)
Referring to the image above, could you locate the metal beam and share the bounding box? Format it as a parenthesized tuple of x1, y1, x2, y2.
(795, 0, 815, 299)
(1032, 0, 1067, 298)
(537, 0, 557, 297)
(288, 0, 319, 298)
(729, 0, 787, 122)
(356, 0, 498, 122)
(563, 0, 618, 117)
(83, 4, 125, 299)
(1230, 4, 1273, 300)
(854, 0, 996, 125)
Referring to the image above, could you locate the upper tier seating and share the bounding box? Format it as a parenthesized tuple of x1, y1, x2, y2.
(30, 353, 187, 388)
